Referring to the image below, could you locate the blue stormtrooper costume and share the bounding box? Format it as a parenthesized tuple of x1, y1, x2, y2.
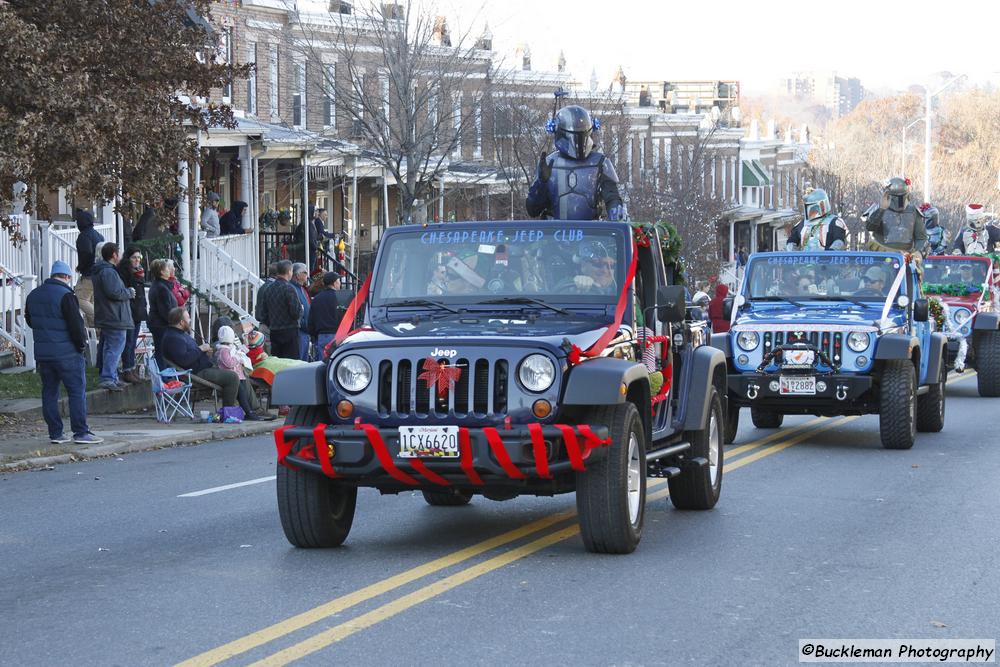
(921, 204, 949, 255)
(525, 105, 625, 221)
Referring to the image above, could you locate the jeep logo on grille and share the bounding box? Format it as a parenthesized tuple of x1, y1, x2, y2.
(432, 348, 458, 358)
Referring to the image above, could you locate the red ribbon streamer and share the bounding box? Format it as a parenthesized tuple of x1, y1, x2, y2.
(554, 424, 586, 472)
(333, 274, 372, 348)
(527, 423, 552, 479)
(360, 424, 419, 485)
(274, 425, 300, 470)
(576, 242, 640, 362)
(459, 427, 485, 485)
(578, 424, 612, 461)
(313, 423, 338, 478)
(483, 427, 526, 479)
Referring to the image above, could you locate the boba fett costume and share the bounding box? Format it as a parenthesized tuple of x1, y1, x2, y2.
(865, 177, 927, 269)
(786, 188, 848, 251)
(920, 204, 949, 255)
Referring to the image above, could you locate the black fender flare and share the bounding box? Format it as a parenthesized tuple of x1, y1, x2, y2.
(925, 332, 947, 383)
(710, 331, 731, 358)
(271, 361, 327, 406)
(874, 333, 919, 360)
(973, 312, 1000, 331)
(680, 345, 727, 432)
(562, 357, 649, 405)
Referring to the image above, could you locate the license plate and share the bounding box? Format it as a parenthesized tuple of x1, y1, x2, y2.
(398, 426, 460, 459)
(779, 376, 816, 395)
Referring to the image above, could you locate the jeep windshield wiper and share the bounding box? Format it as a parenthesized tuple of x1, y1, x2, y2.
(480, 296, 571, 315)
(384, 298, 460, 313)
(750, 296, 805, 308)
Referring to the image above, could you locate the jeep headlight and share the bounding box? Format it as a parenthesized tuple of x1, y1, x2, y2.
(952, 307, 973, 328)
(519, 354, 555, 392)
(736, 330, 760, 351)
(336, 355, 372, 393)
(847, 332, 871, 352)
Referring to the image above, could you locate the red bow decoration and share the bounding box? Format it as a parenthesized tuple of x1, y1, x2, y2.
(904, 177, 912, 186)
(418, 357, 462, 397)
(567, 343, 583, 365)
(919, 202, 932, 212)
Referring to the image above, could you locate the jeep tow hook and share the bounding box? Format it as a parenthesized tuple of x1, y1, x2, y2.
(836, 385, 849, 401)
(747, 383, 760, 400)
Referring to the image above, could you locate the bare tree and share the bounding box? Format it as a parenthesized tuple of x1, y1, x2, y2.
(290, 2, 496, 224)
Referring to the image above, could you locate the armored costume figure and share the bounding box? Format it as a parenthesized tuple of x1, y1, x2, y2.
(785, 188, 848, 251)
(864, 177, 927, 254)
(952, 203, 1000, 255)
(920, 203, 949, 255)
(525, 105, 625, 221)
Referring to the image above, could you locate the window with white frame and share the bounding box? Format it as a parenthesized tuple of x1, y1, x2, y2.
(219, 29, 233, 103)
(324, 63, 336, 128)
(268, 45, 279, 118)
(293, 61, 306, 128)
(381, 75, 390, 129)
(474, 106, 482, 159)
(452, 94, 462, 158)
(246, 41, 257, 116)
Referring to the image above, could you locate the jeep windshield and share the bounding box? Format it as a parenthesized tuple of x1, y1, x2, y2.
(372, 225, 626, 307)
(745, 254, 905, 301)
(923, 257, 989, 292)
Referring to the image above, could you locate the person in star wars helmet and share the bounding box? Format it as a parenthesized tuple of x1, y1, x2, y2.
(951, 203, 1000, 255)
(785, 188, 848, 251)
(864, 177, 927, 255)
(525, 105, 625, 221)
(919, 203, 949, 255)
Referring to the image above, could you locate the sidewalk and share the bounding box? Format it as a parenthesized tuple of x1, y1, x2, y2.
(0, 410, 279, 472)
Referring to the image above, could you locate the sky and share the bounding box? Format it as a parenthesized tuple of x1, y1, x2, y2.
(302, 0, 998, 93)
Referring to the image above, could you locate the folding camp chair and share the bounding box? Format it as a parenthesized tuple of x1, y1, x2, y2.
(147, 356, 194, 423)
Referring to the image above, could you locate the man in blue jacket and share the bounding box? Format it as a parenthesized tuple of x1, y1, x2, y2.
(160, 307, 240, 408)
(25, 261, 104, 445)
(92, 243, 135, 391)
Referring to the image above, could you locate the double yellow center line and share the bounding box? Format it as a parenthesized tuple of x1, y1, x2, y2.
(181, 372, 975, 666)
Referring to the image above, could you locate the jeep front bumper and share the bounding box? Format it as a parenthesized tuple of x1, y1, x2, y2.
(727, 373, 874, 414)
(274, 423, 612, 492)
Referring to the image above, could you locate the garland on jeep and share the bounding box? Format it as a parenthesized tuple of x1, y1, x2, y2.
(923, 282, 982, 296)
(631, 221, 685, 284)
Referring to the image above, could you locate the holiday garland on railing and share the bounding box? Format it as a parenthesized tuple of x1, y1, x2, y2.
(922, 282, 982, 296)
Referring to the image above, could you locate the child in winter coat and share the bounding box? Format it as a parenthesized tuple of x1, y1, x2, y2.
(216, 326, 273, 421)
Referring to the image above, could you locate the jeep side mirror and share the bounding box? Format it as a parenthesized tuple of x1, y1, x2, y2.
(656, 285, 687, 323)
(913, 298, 929, 322)
(722, 298, 733, 320)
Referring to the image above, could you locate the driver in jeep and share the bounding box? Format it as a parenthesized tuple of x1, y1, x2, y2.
(556, 240, 618, 294)
(854, 266, 887, 297)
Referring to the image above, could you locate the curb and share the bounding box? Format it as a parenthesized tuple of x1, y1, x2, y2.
(0, 421, 277, 473)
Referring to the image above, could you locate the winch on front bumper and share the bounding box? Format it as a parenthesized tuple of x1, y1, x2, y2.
(274, 422, 612, 493)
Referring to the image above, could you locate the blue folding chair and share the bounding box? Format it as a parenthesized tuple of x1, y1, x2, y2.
(147, 356, 194, 423)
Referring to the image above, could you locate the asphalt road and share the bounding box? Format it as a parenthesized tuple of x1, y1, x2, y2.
(2, 372, 998, 666)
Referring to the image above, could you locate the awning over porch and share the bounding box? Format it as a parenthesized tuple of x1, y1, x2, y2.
(741, 159, 772, 187)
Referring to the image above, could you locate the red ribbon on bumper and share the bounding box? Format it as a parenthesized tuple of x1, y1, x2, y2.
(554, 424, 586, 472)
(359, 424, 419, 486)
(527, 423, 552, 479)
(577, 424, 612, 460)
(274, 425, 300, 470)
(483, 427, 526, 480)
(408, 460, 450, 486)
(459, 427, 485, 486)
(313, 423, 338, 478)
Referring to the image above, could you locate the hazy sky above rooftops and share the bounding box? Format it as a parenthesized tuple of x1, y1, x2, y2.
(297, 0, 997, 93)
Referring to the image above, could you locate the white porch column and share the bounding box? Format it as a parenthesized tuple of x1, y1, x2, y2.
(252, 156, 260, 275)
(350, 161, 358, 281)
(327, 170, 336, 235)
(382, 168, 390, 230)
(177, 160, 191, 316)
(710, 156, 717, 198)
(239, 143, 252, 230)
(302, 156, 310, 264)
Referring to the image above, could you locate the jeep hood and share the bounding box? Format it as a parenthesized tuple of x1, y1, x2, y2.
(735, 303, 899, 328)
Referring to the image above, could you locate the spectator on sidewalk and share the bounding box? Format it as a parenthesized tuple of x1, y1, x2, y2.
(708, 283, 731, 334)
(215, 325, 274, 421)
(117, 246, 148, 384)
(219, 200, 248, 236)
(146, 258, 178, 368)
(73, 209, 104, 328)
(257, 260, 302, 359)
(254, 262, 278, 332)
(291, 262, 312, 361)
(161, 307, 240, 408)
(308, 272, 345, 358)
(93, 243, 135, 391)
(166, 259, 190, 307)
(201, 192, 221, 237)
(24, 261, 104, 445)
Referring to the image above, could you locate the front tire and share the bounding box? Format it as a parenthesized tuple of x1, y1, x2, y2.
(670, 388, 724, 510)
(575, 403, 646, 554)
(975, 330, 1000, 397)
(422, 489, 473, 506)
(723, 400, 739, 444)
(750, 407, 783, 429)
(879, 361, 917, 450)
(916, 356, 946, 433)
(277, 405, 358, 547)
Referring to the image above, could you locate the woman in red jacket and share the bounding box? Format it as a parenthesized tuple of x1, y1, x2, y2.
(708, 283, 730, 333)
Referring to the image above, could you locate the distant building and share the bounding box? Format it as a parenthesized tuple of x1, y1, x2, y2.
(623, 79, 740, 114)
(779, 71, 864, 118)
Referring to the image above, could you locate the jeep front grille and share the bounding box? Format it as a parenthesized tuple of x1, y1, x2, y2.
(377, 357, 509, 418)
(762, 330, 843, 367)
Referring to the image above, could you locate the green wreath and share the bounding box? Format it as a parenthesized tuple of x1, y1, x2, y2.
(630, 221, 685, 284)
(923, 282, 982, 296)
(928, 297, 946, 332)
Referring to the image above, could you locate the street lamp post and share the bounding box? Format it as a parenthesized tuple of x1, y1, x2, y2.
(901, 117, 923, 176)
(923, 74, 966, 203)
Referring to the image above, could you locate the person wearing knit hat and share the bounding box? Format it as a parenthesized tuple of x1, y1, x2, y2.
(953, 203, 1000, 255)
(24, 261, 104, 445)
(215, 325, 274, 421)
(245, 329, 306, 386)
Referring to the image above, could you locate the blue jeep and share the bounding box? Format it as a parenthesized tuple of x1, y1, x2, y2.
(716, 251, 948, 450)
(271, 220, 727, 554)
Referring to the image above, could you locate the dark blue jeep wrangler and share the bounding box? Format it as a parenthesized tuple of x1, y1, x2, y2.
(717, 251, 948, 450)
(272, 220, 727, 554)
